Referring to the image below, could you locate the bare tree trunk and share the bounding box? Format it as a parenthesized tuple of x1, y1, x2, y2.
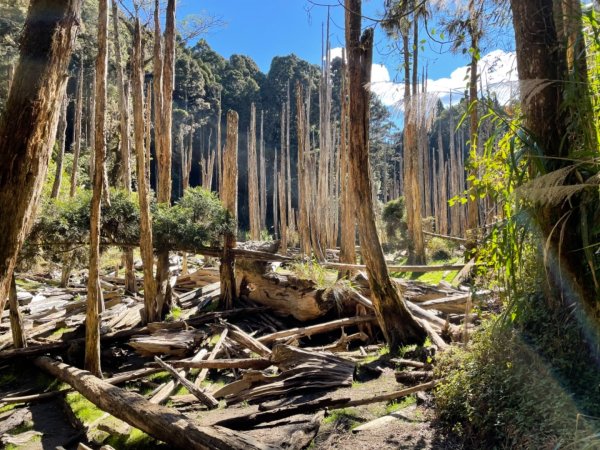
(286, 82, 293, 233)
(466, 0, 480, 252)
(70, 64, 83, 197)
(345, 0, 425, 350)
(339, 51, 356, 276)
(248, 103, 260, 240)
(259, 110, 266, 230)
(220, 110, 238, 310)
(51, 92, 69, 198)
(132, 18, 157, 325)
(295, 83, 311, 256)
(273, 151, 279, 238)
(279, 103, 288, 251)
(400, 18, 426, 265)
(154, 0, 176, 320)
(9, 273, 26, 348)
(0, 0, 82, 320)
(85, 0, 109, 377)
(216, 89, 223, 195)
(89, 69, 96, 182)
(111, 0, 135, 294)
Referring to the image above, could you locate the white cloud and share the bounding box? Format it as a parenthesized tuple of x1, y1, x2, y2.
(328, 48, 518, 109)
(427, 49, 519, 105)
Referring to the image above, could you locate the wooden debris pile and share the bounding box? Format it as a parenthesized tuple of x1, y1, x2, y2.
(0, 249, 495, 449)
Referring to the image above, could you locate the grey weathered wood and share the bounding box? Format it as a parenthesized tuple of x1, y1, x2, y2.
(154, 356, 219, 409)
(34, 356, 275, 450)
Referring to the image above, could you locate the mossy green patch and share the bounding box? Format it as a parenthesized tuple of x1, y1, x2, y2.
(66, 392, 105, 423)
(323, 408, 362, 430)
(386, 395, 416, 414)
(105, 427, 165, 449)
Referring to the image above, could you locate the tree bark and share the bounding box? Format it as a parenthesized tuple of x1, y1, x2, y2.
(34, 357, 276, 450)
(338, 50, 356, 277)
(259, 110, 267, 230)
(9, 274, 26, 348)
(85, 0, 109, 377)
(69, 63, 83, 197)
(51, 92, 69, 198)
(132, 17, 157, 324)
(402, 26, 426, 265)
(153, 0, 176, 320)
(112, 0, 136, 294)
(466, 0, 481, 252)
(345, 0, 426, 351)
(0, 0, 82, 316)
(248, 103, 260, 239)
(220, 110, 239, 310)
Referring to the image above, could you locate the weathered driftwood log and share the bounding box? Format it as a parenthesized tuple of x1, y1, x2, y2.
(0, 308, 265, 361)
(215, 380, 437, 430)
(34, 356, 276, 450)
(128, 329, 205, 357)
(213, 345, 355, 405)
(213, 322, 271, 357)
(257, 315, 377, 345)
(169, 358, 272, 370)
(153, 357, 219, 409)
(395, 370, 434, 384)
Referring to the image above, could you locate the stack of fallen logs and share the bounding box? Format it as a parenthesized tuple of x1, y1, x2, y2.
(0, 247, 489, 449)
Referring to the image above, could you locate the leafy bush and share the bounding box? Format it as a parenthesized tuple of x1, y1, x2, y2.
(435, 315, 600, 449)
(426, 237, 453, 261)
(381, 197, 407, 248)
(24, 187, 233, 264)
(153, 187, 233, 252)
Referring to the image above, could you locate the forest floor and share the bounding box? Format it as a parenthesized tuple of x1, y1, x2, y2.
(0, 250, 480, 449)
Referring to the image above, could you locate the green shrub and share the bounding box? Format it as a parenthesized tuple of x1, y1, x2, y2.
(426, 237, 453, 261)
(382, 197, 407, 248)
(23, 187, 233, 265)
(435, 318, 600, 449)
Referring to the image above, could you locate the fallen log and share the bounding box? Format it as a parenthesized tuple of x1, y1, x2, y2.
(214, 345, 355, 405)
(0, 367, 164, 405)
(418, 295, 469, 314)
(395, 370, 434, 384)
(153, 357, 219, 409)
(215, 380, 437, 430)
(422, 230, 467, 243)
(215, 323, 272, 357)
(324, 262, 466, 273)
(169, 358, 272, 370)
(389, 359, 432, 370)
(34, 356, 276, 450)
(257, 315, 377, 345)
(194, 328, 228, 387)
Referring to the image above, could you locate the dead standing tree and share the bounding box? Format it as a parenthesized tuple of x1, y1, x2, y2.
(0, 0, 82, 320)
(112, 0, 136, 294)
(345, 0, 426, 350)
(132, 16, 157, 327)
(85, 0, 109, 377)
(248, 103, 261, 240)
(152, 0, 176, 322)
(220, 110, 239, 310)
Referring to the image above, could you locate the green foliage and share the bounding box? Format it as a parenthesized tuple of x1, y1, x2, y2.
(381, 197, 408, 248)
(153, 187, 233, 252)
(105, 428, 163, 450)
(386, 395, 416, 415)
(288, 260, 336, 289)
(24, 187, 233, 265)
(323, 408, 362, 430)
(66, 392, 105, 423)
(435, 317, 600, 449)
(426, 237, 453, 261)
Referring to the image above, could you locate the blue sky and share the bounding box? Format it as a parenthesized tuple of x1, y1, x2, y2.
(178, 1, 467, 76)
(175, 0, 518, 108)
